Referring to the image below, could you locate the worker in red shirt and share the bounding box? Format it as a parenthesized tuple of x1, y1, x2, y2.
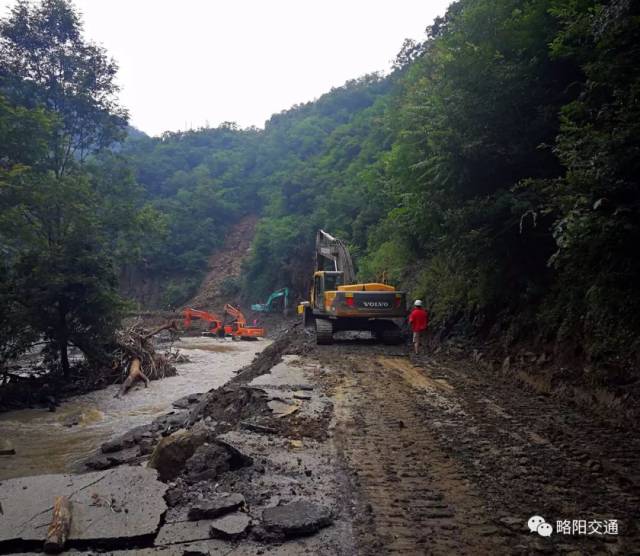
(408, 299, 429, 355)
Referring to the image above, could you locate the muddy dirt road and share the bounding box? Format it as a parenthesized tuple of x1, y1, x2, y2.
(303, 339, 640, 555)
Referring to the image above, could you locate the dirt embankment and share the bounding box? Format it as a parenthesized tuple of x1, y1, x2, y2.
(424, 332, 640, 426)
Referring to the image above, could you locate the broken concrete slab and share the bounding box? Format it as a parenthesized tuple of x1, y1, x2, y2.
(172, 393, 204, 409)
(12, 542, 229, 555)
(249, 358, 314, 391)
(155, 519, 212, 545)
(0, 438, 15, 455)
(151, 411, 189, 436)
(188, 493, 245, 520)
(240, 420, 278, 434)
(99, 424, 156, 455)
(84, 446, 140, 470)
(257, 386, 330, 423)
(101, 437, 125, 454)
(0, 466, 167, 548)
(209, 512, 250, 539)
(293, 391, 313, 400)
(262, 500, 333, 538)
(184, 439, 253, 483)
(267, 398, 301, 418)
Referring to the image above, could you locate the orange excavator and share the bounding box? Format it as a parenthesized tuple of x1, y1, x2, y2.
(182, 308, 231, 337)
(223, 304, 265, 340)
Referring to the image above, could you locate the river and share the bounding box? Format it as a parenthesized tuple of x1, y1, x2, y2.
(0, 337, 268, 480)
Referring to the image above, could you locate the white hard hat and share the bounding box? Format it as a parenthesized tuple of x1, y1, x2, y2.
(414, 299, 423, 306)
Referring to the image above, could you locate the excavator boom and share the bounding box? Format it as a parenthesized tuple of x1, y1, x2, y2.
(182, 307, 229, 336)
(315, 230, 356, 283)
(251, 287, 289, 313)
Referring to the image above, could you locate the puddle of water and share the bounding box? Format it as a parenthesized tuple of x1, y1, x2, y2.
(0, 337, 269, 480)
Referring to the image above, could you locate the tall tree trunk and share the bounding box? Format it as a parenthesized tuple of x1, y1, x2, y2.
(57, 305, 70, 378)
(59, 339, 70, 377)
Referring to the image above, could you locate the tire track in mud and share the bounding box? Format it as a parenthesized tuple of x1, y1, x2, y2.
(318, 349, 640, 554)
(416, 357, 640, 555)
(329, 355, 508, 555)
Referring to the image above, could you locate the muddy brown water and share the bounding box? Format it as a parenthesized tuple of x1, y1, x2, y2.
(0, 337, 269, 480)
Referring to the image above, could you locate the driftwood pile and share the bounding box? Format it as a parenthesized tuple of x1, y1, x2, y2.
(114, 321, 180, 396)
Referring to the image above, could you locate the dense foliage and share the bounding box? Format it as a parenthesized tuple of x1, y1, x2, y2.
(0, 0, 140, 376)
(1, 0, 638, 380)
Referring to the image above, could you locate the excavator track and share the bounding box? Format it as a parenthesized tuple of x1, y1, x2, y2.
(378, 322, 403, 345)
(315, 318, 334, 345)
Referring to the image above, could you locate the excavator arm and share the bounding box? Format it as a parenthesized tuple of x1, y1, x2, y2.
(315, 230, 356, 283)
(223, 304, 265, 340)
(251, 288, 289, 312)
(183, 308, 226, 336)
(223, 303, 246, 326)
(183, 308, 221, 327)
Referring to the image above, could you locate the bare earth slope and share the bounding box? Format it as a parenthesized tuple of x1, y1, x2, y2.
(186, 214, 258, 312)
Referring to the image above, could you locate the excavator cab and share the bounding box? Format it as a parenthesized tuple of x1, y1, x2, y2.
(312, 271, 343, 309)
(223, 304, 265, 340)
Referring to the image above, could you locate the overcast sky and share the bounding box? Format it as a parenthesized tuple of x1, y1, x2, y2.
(0, 0, 451, 136)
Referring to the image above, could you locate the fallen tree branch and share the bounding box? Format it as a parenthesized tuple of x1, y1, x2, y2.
(111, 321, 179, 395)
(118, 358, 150, 397)
(142, 321, 178, 342)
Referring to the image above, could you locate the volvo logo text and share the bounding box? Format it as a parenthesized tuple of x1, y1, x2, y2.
(363, 301, 390, 308)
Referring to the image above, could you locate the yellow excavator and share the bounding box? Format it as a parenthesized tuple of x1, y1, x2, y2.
(299, 230, 407, 345)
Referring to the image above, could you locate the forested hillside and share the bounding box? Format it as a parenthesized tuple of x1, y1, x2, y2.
(261, 0, 639, 374)
(2, 0, 639, 382)
(117, 74, 393, 305)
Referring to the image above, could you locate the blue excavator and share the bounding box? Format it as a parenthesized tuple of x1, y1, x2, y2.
(251, 287, 289, 313)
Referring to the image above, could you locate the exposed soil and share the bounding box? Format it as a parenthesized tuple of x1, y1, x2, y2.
(182, 322, 640, 553)
(170, 325, 640, 553)
(186, 214, 259, 313)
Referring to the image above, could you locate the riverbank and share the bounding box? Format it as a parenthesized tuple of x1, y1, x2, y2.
(0, 337, 268, 481)
(0, 324, 179, 414)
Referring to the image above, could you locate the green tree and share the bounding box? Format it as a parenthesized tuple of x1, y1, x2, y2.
(537, 0, 640, 359)
(0, 0, 127, 176)
(0, 0, 132, 376)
